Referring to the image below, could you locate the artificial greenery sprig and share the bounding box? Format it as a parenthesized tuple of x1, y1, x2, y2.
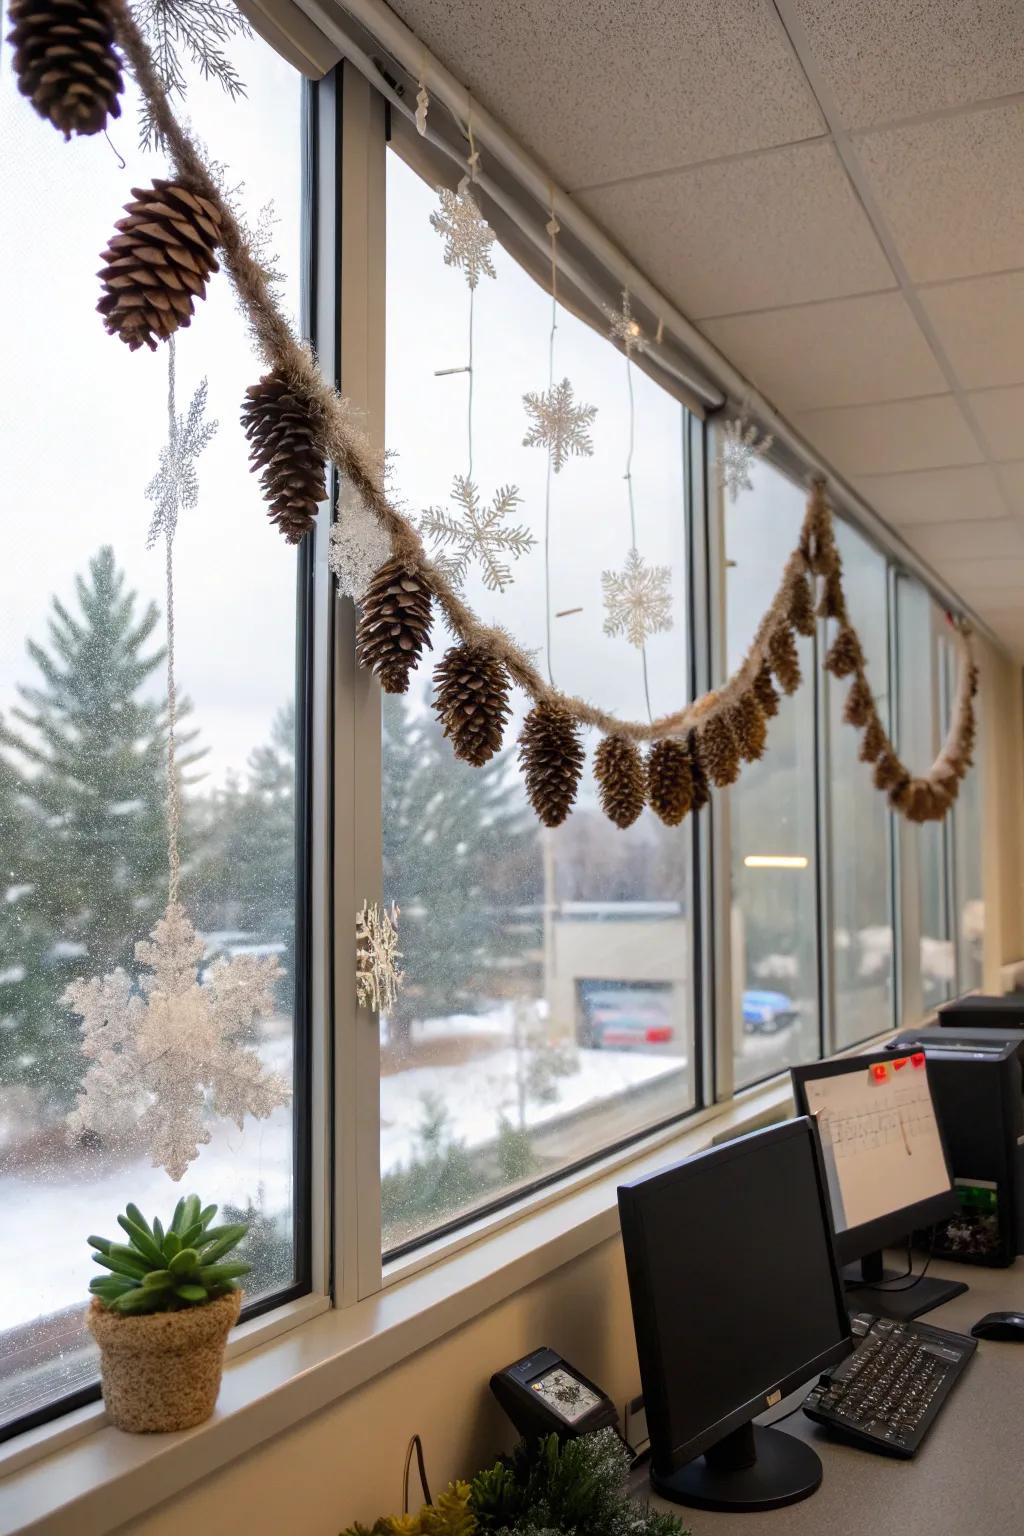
(88, 1194, 250, 1314)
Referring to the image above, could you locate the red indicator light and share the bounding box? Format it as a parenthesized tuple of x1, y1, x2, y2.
(893, 1057, 909, 1071)
(871, 1063, 888, 1082)
(912, 1051, 926, 1067)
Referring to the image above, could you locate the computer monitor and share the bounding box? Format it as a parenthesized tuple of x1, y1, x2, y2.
(792, 1050, 967, 1320)
(618, 1119, 851, 1513)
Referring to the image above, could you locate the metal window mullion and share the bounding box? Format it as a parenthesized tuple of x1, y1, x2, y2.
(816, 614, 836, 1059)
(705, 424, 734, 1103)
(686, 413, 714, 1111)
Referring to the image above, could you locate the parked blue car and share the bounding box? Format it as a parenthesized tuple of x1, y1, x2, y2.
(742, 989, 799, 1034)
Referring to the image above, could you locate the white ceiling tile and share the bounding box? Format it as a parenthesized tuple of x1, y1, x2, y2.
(701, 292, 944, 411)
(973, 607, 1024, 656)
(580, 140, 894, 319)
(793, 396, 981, 477)
(996, 461, 1024, 517)
(389, 0, 823, 190)
(856, 103, 1024, 283)
(790, 0, 1024, 128)
(902, 518, 1024, 564)
(920, 272, 1024, 390)
(854, 466, 1005, 525)
(946, 556, 1024, 590)
(969, 386, 1024, 460)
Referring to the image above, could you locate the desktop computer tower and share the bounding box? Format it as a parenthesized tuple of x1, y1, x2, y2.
(890, 1028, 1024, 1266)
(938, 994, 1024, 1031)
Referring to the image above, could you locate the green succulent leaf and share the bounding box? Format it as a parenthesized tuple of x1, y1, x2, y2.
(124, 1204, 154, 1239)
(175, 1284, 208, 1302)
(87, 1234, 113, 1255)
(197, 1225, 248, 1265)
(163, 1229, 182, 1260)
(93, 1251, 150, 1280)
(168, 1247, 200, 1276)
(199, 1204, 218, 1228)
(111, 1287, 164, 1315)
(169, 1197, 188, 1235)
(117, 1215, 166, 1267)
(153, 1217, 164, 1244)
(196, 1261, 251, 1284)
(142, 1269, 175, 1290)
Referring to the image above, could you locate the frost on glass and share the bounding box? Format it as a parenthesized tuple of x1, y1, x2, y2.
(381, 153, 694, 1251)
(0, 42, 300, 1432)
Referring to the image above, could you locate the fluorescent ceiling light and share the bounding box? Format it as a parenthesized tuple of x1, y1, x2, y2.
(743, 855, 809, 870)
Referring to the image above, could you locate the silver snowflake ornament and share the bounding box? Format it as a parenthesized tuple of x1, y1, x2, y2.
(430, 175, 497, 289)
(145, 375, 218, 547)
(329, 485, 391, 602)
(421, 475, 534, 593)
(603, 289, 646, 357)
(522, 378, 597, 473)
(602, 547, 673, 649)
(356, 900, 403, 1014)
(716, 417, 775, 504)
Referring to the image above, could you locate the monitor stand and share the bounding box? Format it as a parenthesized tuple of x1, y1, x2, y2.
(651, 1421, 822, 1513)
(843, 1251, 968, 1322)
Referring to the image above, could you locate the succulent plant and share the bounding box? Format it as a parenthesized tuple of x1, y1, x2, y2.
(88, 1194, 250, 1315)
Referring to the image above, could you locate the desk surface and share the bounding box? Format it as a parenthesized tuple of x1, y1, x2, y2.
(635, 1257, 1024, 1535)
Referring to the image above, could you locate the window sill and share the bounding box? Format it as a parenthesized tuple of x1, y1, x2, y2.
(0, 1075, 797, 1536)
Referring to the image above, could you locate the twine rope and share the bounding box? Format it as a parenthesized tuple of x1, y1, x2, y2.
(164, 337, 181, 907)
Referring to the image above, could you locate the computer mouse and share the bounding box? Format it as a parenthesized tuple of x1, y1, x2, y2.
(969, 1311, 1024, 1341)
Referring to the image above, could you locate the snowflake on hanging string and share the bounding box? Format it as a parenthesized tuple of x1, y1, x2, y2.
(715, 417, 775, 504)
(145, 374, 218, 547)
(602, 548, 673, 648)
(65, 902, 289, 1182)
(522, 378, 597, 473)
(421, 475, 534, 593)
(430, 176, 497, 289)
(356, 900, 403, 1013)
(415, 81, 429, 135)
(603, 289, 646, 357)
(328, 485, 392, 601)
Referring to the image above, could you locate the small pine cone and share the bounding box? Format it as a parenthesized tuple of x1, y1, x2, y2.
(788, 572, 817, 637)
(802, 482, 838, 576)
(825, 625, 863, 679)
(890, 775, 918, 816)
(97, 179, 221, 351)
(859, 715, 888, 764)
(688, 730, 711, 812)
(433, 644, 511, 767)
(969, 663, 980, 697)
(646, 739, 693, 827)
(241, 371, 328, 543)
(7, 0, 123, 139)
(518, 701, 585, 828)
(699, 710, 741, 788)
(356, 559, 433, 695)
(730, 691, 767, 763)
(767, 625, 802, 695)
(844, 676, 875, 729)
(753, 662, 781, 720)
(874, 750, 906, 793)
(817, 569, 845, 622)
(595, 735, 646, 829)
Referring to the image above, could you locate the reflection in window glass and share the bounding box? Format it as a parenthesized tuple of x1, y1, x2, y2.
(830, 523, 893, 1047)
(945, 643, 984, 992)
(0, 44, 303, 1433)
(382, 151, 694, 1251)
(726, 459, 819, 1089)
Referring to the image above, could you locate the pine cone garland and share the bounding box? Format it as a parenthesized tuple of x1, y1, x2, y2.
(844, 676, 874, 729)
(518, 701, 585, 828)
(825, 625, 863, 679)
(699, 710, 741, 788)
(8, 0, 123, 139)
(767, 624, 802, 695)
(818, 569, 845, 622)
(688, 730, 710, 812)
(753, 662, 781, 719)
(646, 740, 693, 827)
(788, 572, 817, 637)
(433, 644, 511, 766)
(356, 559, 433, 695)
(859, 715, 888, 764)
(873, 750, 906, 793)
(595, 734, 646, 829)
(241, 371, 327, 543)
(730, 691, 767, 763)
(97, 180, 222, 351)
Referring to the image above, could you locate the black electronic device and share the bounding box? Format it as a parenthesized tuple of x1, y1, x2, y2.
(791, 1050, 967, 1319)
(618, 1119, 852, 1513)
(490, 1348, 619, 1441)
(938, 993, 1024, 1031)
(803, 1311, 975, 1456)
(888, 1026, 1024, 1266)
(969, 1311, 1024, 1341)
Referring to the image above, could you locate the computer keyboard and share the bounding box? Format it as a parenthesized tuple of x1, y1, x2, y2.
(803, 1312, 976, 1457)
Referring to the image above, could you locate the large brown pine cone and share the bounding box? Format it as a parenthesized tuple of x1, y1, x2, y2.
(699, 710, 741, 787)
(594, 734, 646, 829)
(8, 0, 123, 139)
(355, 559, 433, 694)
(767, 624, 802, 695)
(753, 661, 781, 720)
(518, 701, 584, 828)
(433, 644, 511, 766)
(646, 739, 693, 827)
(825, 625, 863, 679)
(729, 691, 767, 763)
(97, 180, 221, 351)
(688, 730, 711, 812)
(788, 571, 817, 637)
(241, 371, 327, 543)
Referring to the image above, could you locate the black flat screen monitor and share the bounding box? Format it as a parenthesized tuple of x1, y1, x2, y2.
(618, 1119, 851, 1513)
(792, 1050, 966, 1319)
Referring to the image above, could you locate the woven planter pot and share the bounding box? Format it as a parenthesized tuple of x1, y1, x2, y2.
(87, 1289, 242, 1433)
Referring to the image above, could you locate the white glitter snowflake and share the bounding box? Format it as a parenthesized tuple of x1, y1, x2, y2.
(429, 175, 497, 289)
(145, 375, 218, 547)
(421, 475, 534, 593)
(603, 289, 646, 357)
(328, 485, 391, 601)
(415, 82, 429, 135)
(602, 547, 673, 648)
(522, 378, 597, 473)
(716, 417, 775, 504)
(356, 900, 403, 1013)
(65, 903, 289, 1182)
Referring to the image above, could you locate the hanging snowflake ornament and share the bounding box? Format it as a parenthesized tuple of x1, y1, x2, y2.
(415, 81, 429, 135)
(421, 474, 534, 593)
(145, 373, 218, 547)
(356, 900, 403, 1013)
(429, 176, 496, 289)
(65, 902, 289, 1181)
(522, 378, 597, 473)
(716, 417, 775, 504)
(328, 484, 391, 601)
(603, 289, 646, 357)
(602, 547, 673, 648)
